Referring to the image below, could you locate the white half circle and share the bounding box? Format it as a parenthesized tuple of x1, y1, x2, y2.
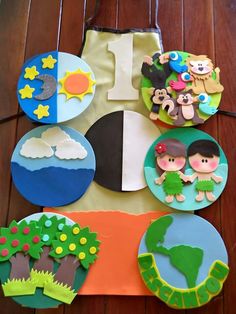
(122, 111, 160, 191)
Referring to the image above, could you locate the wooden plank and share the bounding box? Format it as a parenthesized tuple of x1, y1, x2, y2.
(146, 3, 185, 314)
(158, 0, 183, 51)
(65, 296, 105, 314)
(0, 0, 30, 118)
(106, 296, 145, 314)
(184, 1, 222, 314)
(24, 0, 62, 59)
(59, 1, 106, 312)
(214, 1, 236, 314)
(8, 0, 62, 223)
(3, 0, 62, 312)
(0, 294, 34, 314)
(59, 0, 85, 54)
(0, 2, 33, 312)
(0, 0, 30, 219)
(0, 0, 31, 229)
(90, 0, 117, 28)
(28, 1, 64, 312)
(118, 0, 150, 28)
(103, 1, 149, 313)
(146, 297, 186, 314)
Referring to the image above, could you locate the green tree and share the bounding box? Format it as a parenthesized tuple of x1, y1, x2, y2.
(0, 220, 43, 295)
(31, 215, 66, 286)
(49, 223, 100, 289)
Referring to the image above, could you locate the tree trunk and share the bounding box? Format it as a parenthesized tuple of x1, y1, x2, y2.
(33, 246, 54, 273)
(9, 252, 30, 280)
(54, 255, 80, 288)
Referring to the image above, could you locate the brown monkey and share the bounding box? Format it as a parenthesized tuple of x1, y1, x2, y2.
(186, 55, 224, 94)
(149, 88, 171, 120)
(166, 90, 204, 126)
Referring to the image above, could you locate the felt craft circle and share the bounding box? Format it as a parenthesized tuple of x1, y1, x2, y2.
(10, 213, 88, 309)
(141, 51, 223, 127)
(0, 212, 88, 309)
(138, 213, 228, 309)
(17, 51, 96, 124)
(11, 126, 96, 206)
(85, 110, 160, 192)
(144, 128, 228, 211)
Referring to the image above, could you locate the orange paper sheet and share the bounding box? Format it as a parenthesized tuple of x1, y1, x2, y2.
(44, 209, 166, 295)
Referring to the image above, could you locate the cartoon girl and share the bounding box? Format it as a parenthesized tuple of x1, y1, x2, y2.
(154, 139, 188, 203)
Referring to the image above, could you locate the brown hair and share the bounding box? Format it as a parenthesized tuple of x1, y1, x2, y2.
(155, 138, 187, 175)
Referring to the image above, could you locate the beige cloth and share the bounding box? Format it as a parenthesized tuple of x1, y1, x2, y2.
(58, 29, 171, 214)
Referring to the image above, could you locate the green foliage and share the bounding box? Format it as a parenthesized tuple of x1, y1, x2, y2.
(146, 216, 173, 252)
(33, 215, 66, 246)
(145, 216, 204, 288)
(0, 220, 43, 261)
(50, 223, 100, 270)
(167, 245, 204, 288)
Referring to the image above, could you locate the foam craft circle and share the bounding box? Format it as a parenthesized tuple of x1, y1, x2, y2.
(11, 125, 96, 206)
(138, 213, 229, 309)
(17, 51, 96, 124)
(85, 110, 160, 192)
(144, 128, 228, 211)
(0, 213, 88, 309)
(141, 51, 223, 127)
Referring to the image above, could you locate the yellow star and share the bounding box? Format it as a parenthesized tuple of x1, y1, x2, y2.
(19, 84, 35, 99)
(33, 104, 50, 119)
(42, 55, 57, 69)
(24, 66, 39, 80)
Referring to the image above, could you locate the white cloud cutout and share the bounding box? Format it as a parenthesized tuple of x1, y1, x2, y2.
(41, 126, 71, 147)
(55, 140, 88, 160)
(20, 138, 54, 159)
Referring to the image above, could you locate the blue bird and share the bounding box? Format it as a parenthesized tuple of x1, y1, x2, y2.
(198, 93, 218, 116)
(169, 51, 188, 73)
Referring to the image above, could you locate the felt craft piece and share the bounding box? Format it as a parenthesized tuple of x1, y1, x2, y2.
(144, 128, 228, 211)
(138, 213, 229, 309)
(108, 33, 139, 100)
(58, 28, 167, 214)
(0, 213, 94, 308)
(17, 51, 96, 124)
(11, 126, 96, 207)
(141, 51, 223, 127)
(44, 208, 168, 295)
(85, 110, 159, 192)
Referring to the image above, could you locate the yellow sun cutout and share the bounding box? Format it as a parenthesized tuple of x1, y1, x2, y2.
(59, 69, 95, 101)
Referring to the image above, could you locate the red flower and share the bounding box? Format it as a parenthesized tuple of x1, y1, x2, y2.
(155, 143, 167, 154)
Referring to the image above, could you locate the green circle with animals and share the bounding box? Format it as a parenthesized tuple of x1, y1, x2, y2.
(141, 51, 223, 127)
(144, 128, 228, 211)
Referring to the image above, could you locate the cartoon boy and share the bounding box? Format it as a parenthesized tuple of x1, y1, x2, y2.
(187, 140, 223, 202)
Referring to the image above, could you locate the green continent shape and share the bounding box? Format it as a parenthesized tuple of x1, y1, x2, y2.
(145, 216, 173, 252)
(156, 245, 204, 289)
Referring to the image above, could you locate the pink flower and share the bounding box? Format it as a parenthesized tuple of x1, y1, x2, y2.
(155, 143, 167, 154)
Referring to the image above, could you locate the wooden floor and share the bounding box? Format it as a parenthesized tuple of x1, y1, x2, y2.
(0, 0, 236, 313)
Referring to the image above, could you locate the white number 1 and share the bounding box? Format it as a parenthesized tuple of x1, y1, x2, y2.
(108, 33, 139, 100)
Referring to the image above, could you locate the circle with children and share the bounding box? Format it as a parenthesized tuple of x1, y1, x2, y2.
(141, 51, 223, 127)
(144, 128, 228, 211)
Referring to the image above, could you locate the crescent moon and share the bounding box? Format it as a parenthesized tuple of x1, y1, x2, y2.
(34, 74, 57, 100)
